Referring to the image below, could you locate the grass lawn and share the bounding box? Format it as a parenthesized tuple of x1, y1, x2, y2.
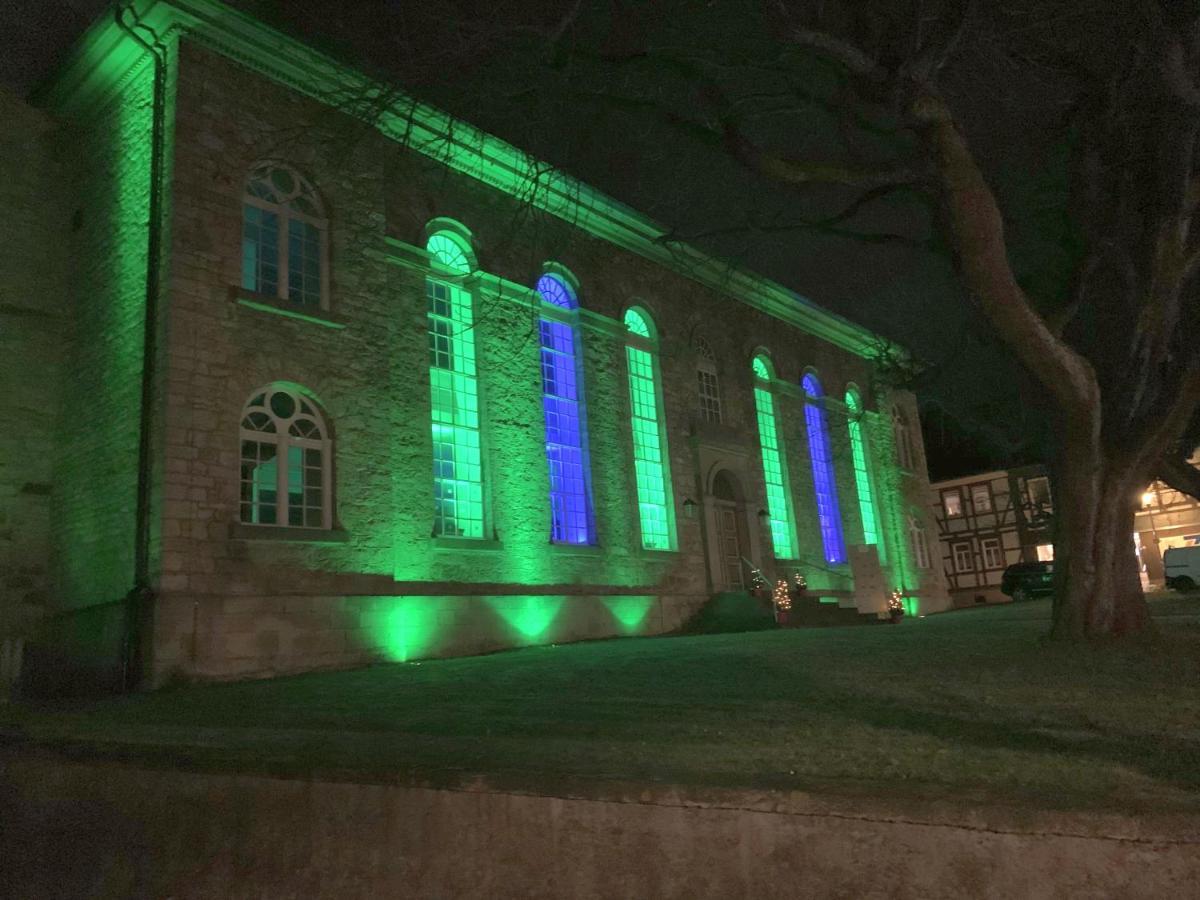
(4, 595, 1200, 814)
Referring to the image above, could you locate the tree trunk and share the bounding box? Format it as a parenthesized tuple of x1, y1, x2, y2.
(1050, 447, 1151, 640)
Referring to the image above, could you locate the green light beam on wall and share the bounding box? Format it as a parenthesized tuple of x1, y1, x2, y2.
(367, 597, 444, 662)
(601, 595, 655, 633)
(485, 595, 564, 642)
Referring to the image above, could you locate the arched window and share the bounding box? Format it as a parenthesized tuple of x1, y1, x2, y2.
(802, 373, 846, 564)
(427, 232, 471, 274)
(845, 388, 880, 552)
(752, 355, 797, 558)
(537, 273, 594, 544)
(239, 385, 331, 528)
(242, 163, 328, 308)
(893, 405, 916, 470)
(427, 229, 484, 538)
(624, 307, 675, 550)
(909, 514, 931, 569)
(695, 336, 722, 423)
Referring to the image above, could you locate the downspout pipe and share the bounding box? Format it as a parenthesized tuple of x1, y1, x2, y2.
(114, 3, 167, 692)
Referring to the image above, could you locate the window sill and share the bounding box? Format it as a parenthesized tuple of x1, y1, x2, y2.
(549, 543, 606, 557)
(230, 523, 348, 543)
(637, 546, 680, 558)
(432, 536, 504, 551)
(233, 289, 346, 330)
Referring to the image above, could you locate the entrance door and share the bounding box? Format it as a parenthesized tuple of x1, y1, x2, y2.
(717, 502, 744, 589)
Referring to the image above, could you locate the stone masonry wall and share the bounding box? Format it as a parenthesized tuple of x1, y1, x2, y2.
(0, 89, 67, 643)
(151, 40, 946, 680)
(50, 56, 160, 611)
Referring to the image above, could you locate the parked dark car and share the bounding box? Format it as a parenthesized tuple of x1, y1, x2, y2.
(1000, 561, 1055, 601)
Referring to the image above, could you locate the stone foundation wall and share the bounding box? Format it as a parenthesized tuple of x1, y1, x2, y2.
(153, 590, 706, 682)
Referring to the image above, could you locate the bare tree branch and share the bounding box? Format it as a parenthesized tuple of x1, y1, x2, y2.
(546, 0, 583, 45)
(909, 92, 1101, 419)
(1161, 30, 1200, 108)
(901, 0, 974, 86)
(720, 126, 928, 188)
(1126, 353, 1200, 477)
(1159, 452, 1200, 503)
(656, 211, 933, 252)
(790, 29, 890, 83)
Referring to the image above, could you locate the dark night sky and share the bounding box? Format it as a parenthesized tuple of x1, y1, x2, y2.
(4, 0, 1057, 479)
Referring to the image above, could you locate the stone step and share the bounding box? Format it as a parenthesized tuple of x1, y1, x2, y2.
(681, 590, 777, 634)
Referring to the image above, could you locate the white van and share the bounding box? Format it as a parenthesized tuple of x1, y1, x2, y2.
(1163, 546, 1200, 591)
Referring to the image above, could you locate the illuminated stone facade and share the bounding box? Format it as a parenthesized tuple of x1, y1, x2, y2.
(19, 0, 949, 684)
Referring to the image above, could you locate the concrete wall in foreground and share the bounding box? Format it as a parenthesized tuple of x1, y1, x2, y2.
(3, 755, 1197, 899)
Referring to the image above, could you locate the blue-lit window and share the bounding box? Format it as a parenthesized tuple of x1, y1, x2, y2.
(537, 274, 594, 543)
(802, 373, 847, 564)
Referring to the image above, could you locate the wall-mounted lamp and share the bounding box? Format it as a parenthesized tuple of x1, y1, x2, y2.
(757, 509, 770, 527)
(682, 497, 697, 519)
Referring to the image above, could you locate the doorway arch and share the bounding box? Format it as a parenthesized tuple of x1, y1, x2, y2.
(708, 469, 752, 590)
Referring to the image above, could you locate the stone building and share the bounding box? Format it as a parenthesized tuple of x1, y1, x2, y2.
(6, 0, 949, 687)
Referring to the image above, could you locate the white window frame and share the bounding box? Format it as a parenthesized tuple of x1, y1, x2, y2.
(943, 489, 963, 518)
(243, 163, 331, 310)
(695, 337, 722, 423)
(239, 386, 333, 530)
(952, 541, 973, 572)
(971, 483, 993, 513)
(909, 515, 931, 569)
(981, 537, 1004, 569)
(1027, 476, 1052, 508)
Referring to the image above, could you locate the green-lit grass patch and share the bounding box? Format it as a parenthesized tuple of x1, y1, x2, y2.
(6, 596, 1199, 814)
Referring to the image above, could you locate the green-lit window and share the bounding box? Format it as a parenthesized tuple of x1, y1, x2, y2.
(427, 231, 484, 538)
(239, 386, 331, 529)
(845, 388, 881, 552)
(242, 163, 328, 308)
(752, 355, 797, 558)
(624, 308, 674, 550)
